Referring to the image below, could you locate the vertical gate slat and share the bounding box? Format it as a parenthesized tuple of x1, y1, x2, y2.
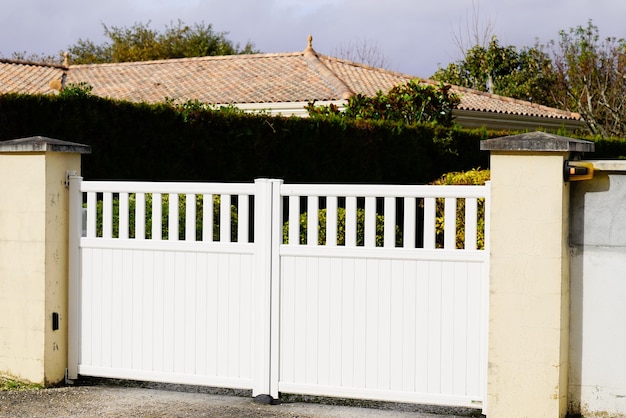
(307, 196, 318, 246)
(326, 197, 338, 247)
(423, 197, 436, 249)
(465, 198, 478, 250)
(168, 193, 178, 241)
(119, 193, 129, 239)
(135, 193, 146, 240)
(220, 194, 231, 243)
(384, 197, 396, 248)
(185, 193, 196, 241)
(404, 197, 416, 249)
(86, 192, 97, 238)
(202, 194, 213, 242)
(102, 192, 112, 239)
(364, 196, 376, 248)
(345, 196, 357, 247)
(288, 195, 299, 245)
(238, 195, 249, 243)
(152, 193, 162, 240)
(444, 198, 457, 250)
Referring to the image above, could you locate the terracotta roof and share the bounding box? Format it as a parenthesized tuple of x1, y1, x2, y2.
(0, 59, 66, 95)
(317, 55, 580, 121)
(0, 43, 582, 123)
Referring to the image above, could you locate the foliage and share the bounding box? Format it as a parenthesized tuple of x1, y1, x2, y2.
(433, 21, 626, 138)
(432, 36, 557, 106)
(431, 168, 490, 249)
(283, 207, 398, 247)
(67, 20, 259, 64)
(93, 194, 237, 241)
(306, 80, 460, 127)
(4, 51, 63, 65)
(548, 20, 626, 138)
(59, 82, 93, 98)
(0, 376, 42, 391)
(0, 93, 493, 184)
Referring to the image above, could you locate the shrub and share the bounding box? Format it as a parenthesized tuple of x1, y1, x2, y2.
(431, 168, 490, 249)
(92, 193, 238, 241)
(282, 207, 400, 247)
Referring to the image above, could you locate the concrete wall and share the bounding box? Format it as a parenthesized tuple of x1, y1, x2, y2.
(479, 132, 596, 418)
(0, 137, 88, 386)
(0, 153, 47, 383)
(570, 161, 626, 417)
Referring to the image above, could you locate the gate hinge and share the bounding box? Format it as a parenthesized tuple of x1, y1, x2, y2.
(65, 170, 77, 188)
(64, 368, 75, 385)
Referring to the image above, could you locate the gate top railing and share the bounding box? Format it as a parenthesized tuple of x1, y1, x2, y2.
(72, 178, 490, 252)
(78, 180, 256, 244)
(280, 183, 490, 251)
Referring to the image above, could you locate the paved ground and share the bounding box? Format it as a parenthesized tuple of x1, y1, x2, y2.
(0, 383, 479, 418)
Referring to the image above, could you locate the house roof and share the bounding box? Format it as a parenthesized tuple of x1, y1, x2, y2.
(0, 39, 582, 128)
(0, 59, 66, 95)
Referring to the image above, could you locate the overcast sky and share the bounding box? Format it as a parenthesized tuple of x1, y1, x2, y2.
(1, 0, 624, 77)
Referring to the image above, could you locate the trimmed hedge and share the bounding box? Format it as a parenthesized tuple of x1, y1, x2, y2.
(0, 93, 498, 183)
(4, 94, 618, 184)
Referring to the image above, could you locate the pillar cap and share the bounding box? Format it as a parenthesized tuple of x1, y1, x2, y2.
(480, 131, 594, 153)
(0, 136, 91, 154)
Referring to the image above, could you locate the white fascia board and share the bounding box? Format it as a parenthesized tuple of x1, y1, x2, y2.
(226, 100, 348, 117)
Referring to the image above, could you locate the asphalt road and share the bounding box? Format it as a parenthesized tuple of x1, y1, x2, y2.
(0, 385, 477, 418)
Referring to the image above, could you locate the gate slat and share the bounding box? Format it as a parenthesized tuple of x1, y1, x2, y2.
(364, 196, 376, 248)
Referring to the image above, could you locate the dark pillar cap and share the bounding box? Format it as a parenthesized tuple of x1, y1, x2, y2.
(0, 136, 91, 154)
(480, 131, 594, 153)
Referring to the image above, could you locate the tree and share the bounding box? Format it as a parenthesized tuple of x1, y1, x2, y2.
(549, 20, 626, 138)
(307, 80, 460, 127)
(67, 20, 259, 64)
(433, 19, 626, 138)
(450, 0, 496, 56)
(4, 51, 63, 65)
(332, 38, 390, 69)
(431, 36, 557, 106)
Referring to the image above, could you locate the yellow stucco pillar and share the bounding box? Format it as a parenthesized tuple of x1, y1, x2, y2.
(0, 136, 90, 386)
(481, 132, 594, 418)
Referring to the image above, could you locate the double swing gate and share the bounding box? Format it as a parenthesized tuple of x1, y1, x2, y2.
(68, 177, 490, 412)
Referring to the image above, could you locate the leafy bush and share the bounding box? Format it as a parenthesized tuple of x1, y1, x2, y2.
(431, 168, 490, 249)
(282, 207, 400, 247)
(307, 80, 460, 127)
(92, 193, 238, 241)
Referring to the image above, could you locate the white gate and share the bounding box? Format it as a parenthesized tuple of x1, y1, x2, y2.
(68, 177, 489, 411)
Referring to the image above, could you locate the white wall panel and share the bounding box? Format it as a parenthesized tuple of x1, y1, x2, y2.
(278, 253, 487, 408)
(79, 245, 255, 389)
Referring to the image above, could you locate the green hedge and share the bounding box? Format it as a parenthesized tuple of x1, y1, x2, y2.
(0, 93, 495, 183)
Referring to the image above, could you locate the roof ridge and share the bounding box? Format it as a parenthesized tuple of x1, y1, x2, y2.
(69, 51, 305, 68)
(0, 58, 67, 70)
(302, 40, 354, 100)
(318, 54, 419, 80)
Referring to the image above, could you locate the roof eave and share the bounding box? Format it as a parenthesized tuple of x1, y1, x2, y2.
(453, 109, 585, 132)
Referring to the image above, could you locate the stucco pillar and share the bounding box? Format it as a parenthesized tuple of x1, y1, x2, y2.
(0, 136, 90, 386)
(480, 132, 594, 418)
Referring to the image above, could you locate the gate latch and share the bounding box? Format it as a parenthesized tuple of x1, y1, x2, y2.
(564, 161, 594, 182)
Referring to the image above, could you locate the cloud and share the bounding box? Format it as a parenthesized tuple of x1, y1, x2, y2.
(2, 0, 626, 77)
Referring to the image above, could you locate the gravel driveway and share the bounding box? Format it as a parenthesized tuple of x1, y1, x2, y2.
(0, 384, 477, 418)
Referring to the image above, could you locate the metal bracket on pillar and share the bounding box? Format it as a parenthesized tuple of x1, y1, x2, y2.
(65, 170, 77, 188)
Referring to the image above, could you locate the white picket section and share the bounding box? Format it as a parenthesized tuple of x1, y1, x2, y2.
(69, 178, 489, 412)
(277, 183, 489, 408)
(71, 180, 257, 389)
